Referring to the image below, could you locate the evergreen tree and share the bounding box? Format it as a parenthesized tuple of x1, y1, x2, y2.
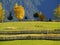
(7, 11, 13, 20)
(25, 16, 28, 19)
(33, 12, 39, 18)
(48, 18, 52, 21)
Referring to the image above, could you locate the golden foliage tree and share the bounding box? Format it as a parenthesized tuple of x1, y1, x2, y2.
(14, 3, 25, 21)
(0, 2, 5, 22)
(54, 4, 60, 18)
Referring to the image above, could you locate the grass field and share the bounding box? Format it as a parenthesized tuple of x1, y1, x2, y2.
(0, 21, 60, 45)
(0, 21, 60, 31)
(0, 40, 60, 45)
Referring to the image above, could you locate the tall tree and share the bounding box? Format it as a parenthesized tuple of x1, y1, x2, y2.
(14, 3, 25, 21)
(54, 4, 60, 18)
(0, 2, 5, 22)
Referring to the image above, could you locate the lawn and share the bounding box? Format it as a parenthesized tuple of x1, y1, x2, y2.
(0, 21, 60, 45)
(0, 21, 60, 31)
(0, 40, 60, 45)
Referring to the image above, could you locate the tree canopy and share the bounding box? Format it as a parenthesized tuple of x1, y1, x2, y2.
(14, 3, 25, 21)
(54, 4, 60, 18)
(0, 2, 5, 22)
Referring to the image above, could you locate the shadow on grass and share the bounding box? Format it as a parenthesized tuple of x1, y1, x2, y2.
(0, 39, 60, 42)
(0, 40, 15, 42)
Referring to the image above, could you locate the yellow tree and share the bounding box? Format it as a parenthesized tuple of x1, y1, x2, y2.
(0, 2, 5, 22)
(54, 4, 60, 18)
(14, 3, 25, 21)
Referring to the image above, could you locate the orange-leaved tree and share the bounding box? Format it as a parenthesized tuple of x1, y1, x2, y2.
(39, 12, 45, 21)
(33, 12, 45, 21)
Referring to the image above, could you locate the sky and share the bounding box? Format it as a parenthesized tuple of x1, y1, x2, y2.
(0, 0, 60, 21)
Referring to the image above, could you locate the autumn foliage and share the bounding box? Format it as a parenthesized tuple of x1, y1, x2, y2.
(34, 12, 45, 21)
(39, 12, 45, 21)
(54, 4, 60, 18)
(14, 3, 25, 21)
(0, 2, 5, 22)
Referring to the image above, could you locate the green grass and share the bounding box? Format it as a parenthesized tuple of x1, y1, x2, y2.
(0, 21, 60, 45)
(0, 21, 60, 31)
(0, 40, 60, 45)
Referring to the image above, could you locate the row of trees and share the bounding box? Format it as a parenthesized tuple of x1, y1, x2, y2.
(0, 2, 25, 22)
(33, 4, 60, 21)
(0, 2, 60, 22)
(33, 12, 45, 21)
